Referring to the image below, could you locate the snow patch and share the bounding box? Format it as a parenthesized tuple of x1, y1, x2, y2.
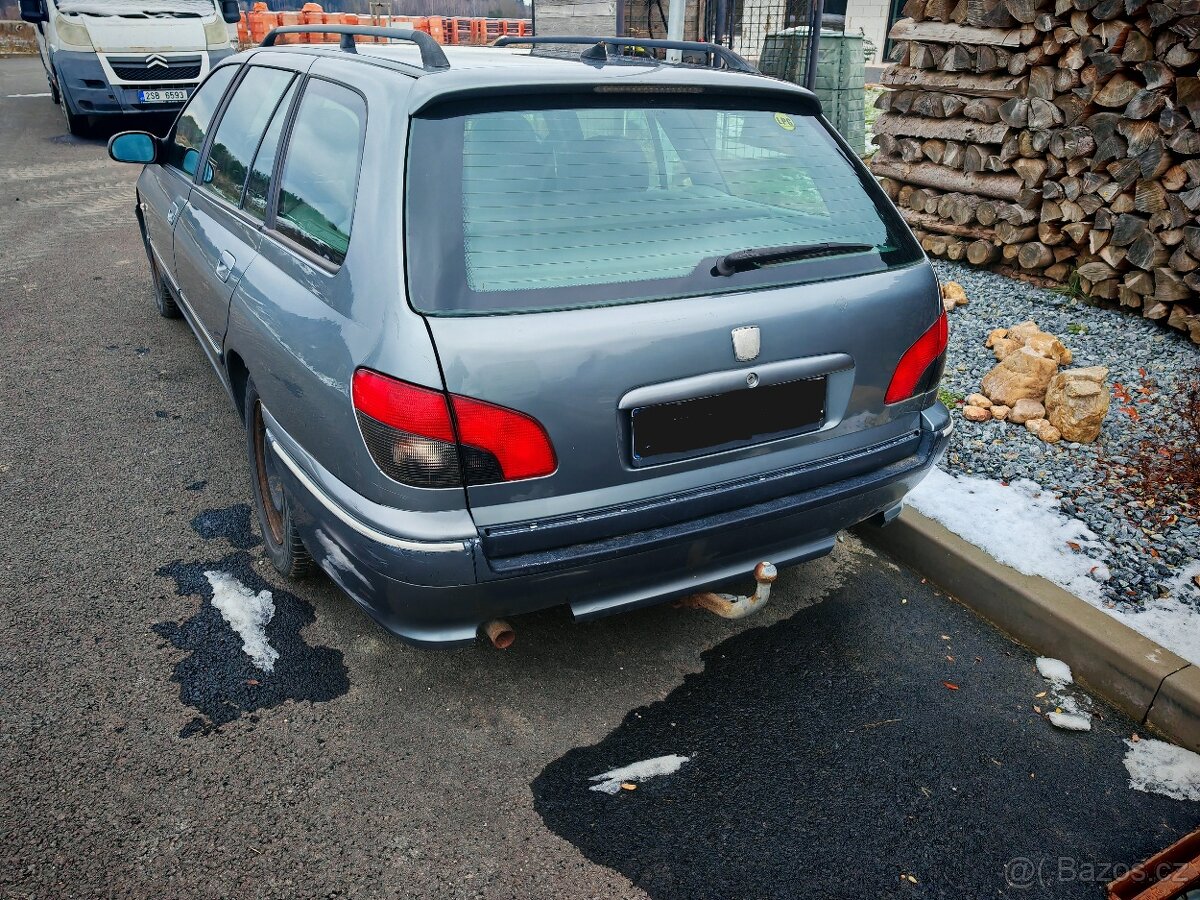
(1047, 709, 1091, 732)
(1123, 739, 1200, 801)
(908, 469, 1200, 666)
(205, 570, 278, 673)
(1035, 656, 1090, 732)
(1171, 561, 1200, 601)
(906, 469, 1107, 602)
(1036, 657, 1073, 684)
(588, 754, 690, 795)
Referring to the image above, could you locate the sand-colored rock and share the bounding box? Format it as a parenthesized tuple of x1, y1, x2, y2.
(1045, 366, 1111, 443)
(1024, 417, 1049, 436)
(1024, 332, 1073, 365)
(991, 337, 1022, 360)
(963, 405, 991, 422)
(1007, 320, 1042, 344)
(985, 319, 1072, 364)
(985, 328, 1009, 348)
(942, 281, 968, 305)
(966, 393, 992, 408)
(1039, 424, 1062, 443)
(1009, 398, 1046, 424)
(981, 347, 1059, 406)
(991, 405, 1011, 421)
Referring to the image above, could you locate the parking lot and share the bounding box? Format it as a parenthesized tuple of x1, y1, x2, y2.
(1, 54, 1197, 898)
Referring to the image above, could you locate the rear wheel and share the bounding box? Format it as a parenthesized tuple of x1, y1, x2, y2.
(145, 243, 180, 318)
(246, 380, 312, 579)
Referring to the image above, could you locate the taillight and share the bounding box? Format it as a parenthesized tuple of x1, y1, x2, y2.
(351, 368, 556, 488)
(885, 310, 948, 404)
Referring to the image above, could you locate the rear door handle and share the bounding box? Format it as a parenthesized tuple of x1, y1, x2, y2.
(167, 201, 180, 225)
(215, 250, 235, 282)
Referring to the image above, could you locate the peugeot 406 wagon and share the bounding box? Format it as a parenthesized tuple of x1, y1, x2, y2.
(108, 26, 951, 647)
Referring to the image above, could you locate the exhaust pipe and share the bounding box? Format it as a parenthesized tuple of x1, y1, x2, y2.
(683, 561, 778, 620)
(482, 618, 515, 649)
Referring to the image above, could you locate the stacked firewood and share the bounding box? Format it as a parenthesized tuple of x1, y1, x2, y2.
(868, 0, 1200, 344)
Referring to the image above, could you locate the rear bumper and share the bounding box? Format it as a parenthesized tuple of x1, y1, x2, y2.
(268, 404, 952, 647)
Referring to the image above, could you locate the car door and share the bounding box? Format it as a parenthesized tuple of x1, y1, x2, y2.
(139, 63, 237, 295)
(172, 65, 299, 352)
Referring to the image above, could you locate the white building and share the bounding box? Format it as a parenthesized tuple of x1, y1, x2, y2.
(840, 0, 899, 67)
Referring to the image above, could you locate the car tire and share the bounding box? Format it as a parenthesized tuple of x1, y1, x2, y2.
(146, 247, 181, 318)
(49, 79, 61, 106)
(246, 380, 312, 580)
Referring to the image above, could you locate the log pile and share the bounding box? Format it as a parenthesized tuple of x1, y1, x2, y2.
(869, 0, 1200, 344)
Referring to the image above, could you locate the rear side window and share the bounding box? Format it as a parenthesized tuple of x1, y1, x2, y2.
(243, 78, 299, 220)
(202, 66, 295, 208)
(164, 65, 237, 176)
(407, 96, 920, 315)
(273, 80, 366, 267)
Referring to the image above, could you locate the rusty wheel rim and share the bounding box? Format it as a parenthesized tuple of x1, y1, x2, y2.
(253, 400, 286, 546)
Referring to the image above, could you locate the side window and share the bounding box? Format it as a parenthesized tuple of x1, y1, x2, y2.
(273, 80, 366, 267)
(164, 65, 238, 176)
(243, 78, 299, 220)
(202, 66, 295, 208)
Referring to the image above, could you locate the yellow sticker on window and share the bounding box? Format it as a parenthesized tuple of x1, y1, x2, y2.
(774, 112, 795, 131)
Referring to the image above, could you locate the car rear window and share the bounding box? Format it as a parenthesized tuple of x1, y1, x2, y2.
(405, 94, 920, 316)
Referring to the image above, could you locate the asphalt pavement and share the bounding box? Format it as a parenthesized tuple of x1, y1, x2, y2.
(1, 55, 1196, 899)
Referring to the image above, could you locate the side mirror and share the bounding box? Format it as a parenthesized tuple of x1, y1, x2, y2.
(19, 0, 48, 23)
(181, 148, 214, 183)
(108, 131, 158, 164)
(220, 0, 241, 24)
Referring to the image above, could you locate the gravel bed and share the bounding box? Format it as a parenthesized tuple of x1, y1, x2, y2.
(930, 260, 1200, 611)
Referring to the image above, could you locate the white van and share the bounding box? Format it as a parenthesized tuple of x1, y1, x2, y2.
(19, 0, 241, 135)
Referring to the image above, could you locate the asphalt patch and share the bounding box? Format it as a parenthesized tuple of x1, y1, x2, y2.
(189, 503, 261, 549)
(154, 552, 349, 738)
(532, 555, 1199, 899)
(153, 502, 347, 737)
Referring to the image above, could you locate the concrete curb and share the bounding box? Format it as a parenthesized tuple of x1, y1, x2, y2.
(857, 507, 1199, 752)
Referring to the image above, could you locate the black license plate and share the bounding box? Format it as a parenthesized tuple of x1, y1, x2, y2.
(632, 376, 827, 460)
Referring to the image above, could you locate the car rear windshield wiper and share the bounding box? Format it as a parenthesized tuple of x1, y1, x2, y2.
(712, 242, 877, 277)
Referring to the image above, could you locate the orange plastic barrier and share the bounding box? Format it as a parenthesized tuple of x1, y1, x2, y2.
(300, 3, 328, 42)
(427, 15, 445, 44)
(247, 2, 273, 44)
(245, 11, 531, 48)
(277, 10, 301, 44)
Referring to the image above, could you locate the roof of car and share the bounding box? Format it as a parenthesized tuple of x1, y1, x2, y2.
(235, 41, 818, 115)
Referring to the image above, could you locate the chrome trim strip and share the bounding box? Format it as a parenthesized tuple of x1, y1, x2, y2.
(267, 435, 469, 554)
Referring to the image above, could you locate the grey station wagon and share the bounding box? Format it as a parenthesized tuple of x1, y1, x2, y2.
(108, 26, 951, 647)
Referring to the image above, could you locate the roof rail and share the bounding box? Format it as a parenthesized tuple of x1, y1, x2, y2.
(261, 25, 450, 72)
(491, 35, 758, 74)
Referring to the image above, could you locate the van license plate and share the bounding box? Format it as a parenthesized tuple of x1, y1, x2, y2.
(632, 376, 827, 461)
(138, 89, 188, 103)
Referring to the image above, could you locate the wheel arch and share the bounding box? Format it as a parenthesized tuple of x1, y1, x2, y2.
(226, 349, 250, 423)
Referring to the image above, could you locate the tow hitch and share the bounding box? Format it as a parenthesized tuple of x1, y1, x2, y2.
(682, 561, 778, 620)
